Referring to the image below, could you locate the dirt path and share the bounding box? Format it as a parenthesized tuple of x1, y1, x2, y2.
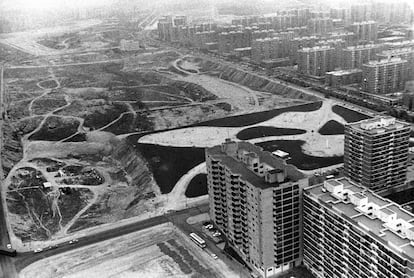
(172, 56, 261, 109)
(165, 162, 207, 212)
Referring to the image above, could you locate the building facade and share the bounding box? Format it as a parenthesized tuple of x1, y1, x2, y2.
(304, 177, 414, 278)
(206, 140, 308, 277)
(307, 17, 333, 35)
(377, 47, 414, 81)
(351, 21, 378, 42)
(325, 69, 363, 88)
(344, 116, 410, 192)
(342, 44, 380, 70)
(362, 58, 407, 94)
(298, 46, 336, 77)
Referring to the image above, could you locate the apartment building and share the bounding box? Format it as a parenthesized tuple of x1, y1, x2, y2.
(206, 140, 308, 277)
(157, 16, 174, 41)
(377, 48, 414, 81)
(374, 1, 412, 24)
(298, 46, 336, 77)
(218, 30, 252, 54)
(330, 8, 351, 26)
(342, 44, 380, 70)
(351, 3, 373, 22)
(382, 40, 414, 51)
(325, 69, 363, 88)
(315, 39, 346, 69)
(251, 37, 284, 63)
(325, 31, 355, 45)
(351, 21, 378, 42)
(307, 17, 333, 35)
(304, 177, 414, 278)
(289, 36, 318, 64)
(362, 58, 407, 94)
(344, 117, 410, 192)
(194, 31, 218, 49)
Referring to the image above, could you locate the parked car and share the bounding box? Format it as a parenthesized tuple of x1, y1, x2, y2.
(213, 231, 221, 237)
(211, 253, 218, 260)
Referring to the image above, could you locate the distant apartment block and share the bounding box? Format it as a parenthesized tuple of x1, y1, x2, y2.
(194, 31, 218, 49)
(307, 17, 333, 35)
(325, 31, 356, 45)
(289, 36, 318, 64)
(351, 21, 378, 42)
(315, 39, 346, 69)
(325, 69, 363, 88)
(344, 116, 410, 192)
(382, 40, 414, 51)
(351, 3, 373, 22)
(378, 36, 407, 45)
(377, 48, 414, 81)
(298, 46, 336, 77)
(310, 11, 330, 19)
(362, 58, 407, 94)
(330, 8, 351, 26)
(304, 177, 414, 278)
(157, 16, 174, 41)
(252, 37, 284, 63)
(374, 1, 412, 24)
(342, 44, 380, 69)
(266, 8, 310, 31)
(286, 26, 308, 37)
(232, 47, 252, 58)
(218, 30, 251, 54)
(206, 140, 308, 278)
(252, 29, 274, 40)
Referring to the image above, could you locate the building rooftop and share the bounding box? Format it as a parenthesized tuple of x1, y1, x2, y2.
(363, 57, 407, 66)
(383, 40, 414, 48)
(351, 20, 377, 25)
(378, 47, 414, 56)
(326, 69, 363, 76)
(378, 36, 406, 42)
(207, 140, 305, 189)
(305, 177, 414, 261)
(298, 45, 334, 52)
(344, 44, 378, 51)
(346, 116, 410, 135)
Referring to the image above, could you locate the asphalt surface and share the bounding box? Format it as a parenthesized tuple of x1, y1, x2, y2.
(166, 206, 251, 278)
(14, 203, 209, 272)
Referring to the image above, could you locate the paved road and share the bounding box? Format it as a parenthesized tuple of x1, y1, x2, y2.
(166, 206, 252, 278)
(7, 59, 124, 69)
(14, 203, 209, 272)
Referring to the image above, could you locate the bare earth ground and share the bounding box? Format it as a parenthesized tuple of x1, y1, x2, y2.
(1, 20, 313, 252)
(139, 99, 346, 157)
(19, 223, 239, 278)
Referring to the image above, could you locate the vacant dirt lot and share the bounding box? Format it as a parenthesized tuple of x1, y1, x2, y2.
(19, 223, 239, 278)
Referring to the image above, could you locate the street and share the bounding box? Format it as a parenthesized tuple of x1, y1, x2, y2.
(14, 203, 209, 271)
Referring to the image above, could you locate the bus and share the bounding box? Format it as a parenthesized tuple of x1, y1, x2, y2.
(189, 233, 206, 248)
(0, 247, 17, 257)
